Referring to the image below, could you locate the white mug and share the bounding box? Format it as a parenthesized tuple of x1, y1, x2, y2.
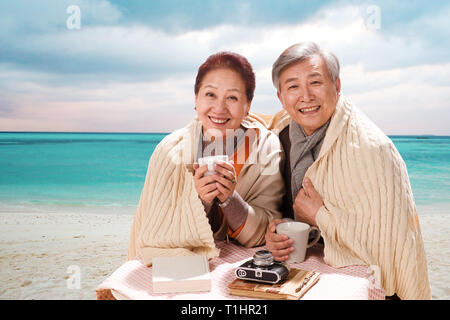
(276, 221, 321, 264)
(197, 155, 229, 176)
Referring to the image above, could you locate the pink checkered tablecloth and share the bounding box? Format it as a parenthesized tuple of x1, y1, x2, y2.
(96, 240, 385, 300)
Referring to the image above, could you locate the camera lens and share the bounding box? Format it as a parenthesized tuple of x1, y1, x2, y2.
(253, 250, 274, 267)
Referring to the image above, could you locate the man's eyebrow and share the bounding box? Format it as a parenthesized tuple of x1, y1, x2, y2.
(308, 72, 323, 78)
(284, 77, 298, 84)
(284, 72, 322, 84)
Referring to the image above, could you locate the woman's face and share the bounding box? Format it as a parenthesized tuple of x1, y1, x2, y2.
(195, 68, 250, 138)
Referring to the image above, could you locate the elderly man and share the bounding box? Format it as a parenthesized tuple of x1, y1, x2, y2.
(263, 42, 431, 300)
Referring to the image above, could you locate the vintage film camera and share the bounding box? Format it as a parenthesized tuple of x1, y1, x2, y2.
(235, 250, 289, 284)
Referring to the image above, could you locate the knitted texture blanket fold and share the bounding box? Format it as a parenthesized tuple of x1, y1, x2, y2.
(127, 120, 219, 266)
(251, 95, 431, 299)
(127, 117, 285, 266)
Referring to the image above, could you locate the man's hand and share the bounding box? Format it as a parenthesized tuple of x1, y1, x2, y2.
(264, 218, 294, 261)
(293, 177, 323, 226)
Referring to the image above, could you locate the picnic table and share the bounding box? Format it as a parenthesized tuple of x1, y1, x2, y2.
(96, 240, 385, 300)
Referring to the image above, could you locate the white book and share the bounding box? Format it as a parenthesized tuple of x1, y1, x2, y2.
(152, 255, 211, 294)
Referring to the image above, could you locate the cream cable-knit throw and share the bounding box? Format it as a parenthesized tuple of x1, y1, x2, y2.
(127, 117, 285, 266)
(251, 95, 431, 300)
(127, 119, 218, 266)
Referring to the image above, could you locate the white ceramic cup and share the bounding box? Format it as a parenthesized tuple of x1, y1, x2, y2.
(276, 221, 321, 264)
(197, 155, 229, 176)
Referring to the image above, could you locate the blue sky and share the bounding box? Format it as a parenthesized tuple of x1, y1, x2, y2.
(1, 0, 449, 134)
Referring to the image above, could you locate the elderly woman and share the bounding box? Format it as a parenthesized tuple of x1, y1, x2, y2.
(127, 52, 285, 266)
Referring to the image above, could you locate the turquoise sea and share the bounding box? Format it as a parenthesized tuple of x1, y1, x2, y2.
(0, 132, 449, 215)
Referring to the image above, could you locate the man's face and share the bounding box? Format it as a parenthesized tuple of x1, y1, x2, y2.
(277, 54, 341, 136)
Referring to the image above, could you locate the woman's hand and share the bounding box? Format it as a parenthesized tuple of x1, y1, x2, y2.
(213, 161, 237, 203)
(193, 163, 220, 206)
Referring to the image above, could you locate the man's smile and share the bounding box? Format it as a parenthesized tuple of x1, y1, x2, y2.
(298, 105, 321, 114)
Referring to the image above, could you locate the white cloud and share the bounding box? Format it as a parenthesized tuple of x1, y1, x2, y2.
(342, 62, 450, 135)
(1, 3, 449, 134)
(0, 70, 196, 132)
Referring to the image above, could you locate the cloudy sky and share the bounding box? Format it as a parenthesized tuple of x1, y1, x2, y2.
(1, 0, 449, 134)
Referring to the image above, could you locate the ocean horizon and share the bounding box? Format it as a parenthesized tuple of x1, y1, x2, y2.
(1, 132, 449, 216)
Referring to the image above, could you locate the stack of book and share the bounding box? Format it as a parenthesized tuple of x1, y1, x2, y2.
(152, 255, 211, 294)
(228, 268, 320, 300)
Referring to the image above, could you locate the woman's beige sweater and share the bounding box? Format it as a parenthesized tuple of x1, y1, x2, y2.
(251, 94, 431, 300)
(127, 117, 285, 266)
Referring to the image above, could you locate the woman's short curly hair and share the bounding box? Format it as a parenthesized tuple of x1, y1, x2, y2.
(194, 51, 256, 103)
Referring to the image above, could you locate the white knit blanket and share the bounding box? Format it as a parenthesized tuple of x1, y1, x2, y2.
(255, 95, 431, 299)
(127, 119, 219, 266)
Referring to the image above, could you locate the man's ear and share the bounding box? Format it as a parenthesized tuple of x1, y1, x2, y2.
(277, 91, 286, 110)
(335, 77, 341, 93)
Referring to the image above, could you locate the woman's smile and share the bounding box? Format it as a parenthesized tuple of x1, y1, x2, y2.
(208, 115, 230, 125)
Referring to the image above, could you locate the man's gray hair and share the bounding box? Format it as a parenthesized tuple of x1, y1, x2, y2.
(272, 42, 340, 91)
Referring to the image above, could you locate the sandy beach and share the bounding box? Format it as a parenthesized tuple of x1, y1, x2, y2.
(0, 209, 449, 300)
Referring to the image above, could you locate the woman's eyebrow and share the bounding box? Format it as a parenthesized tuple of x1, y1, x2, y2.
(203, 84, 218, 90)
(202, 84, 241, 93)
